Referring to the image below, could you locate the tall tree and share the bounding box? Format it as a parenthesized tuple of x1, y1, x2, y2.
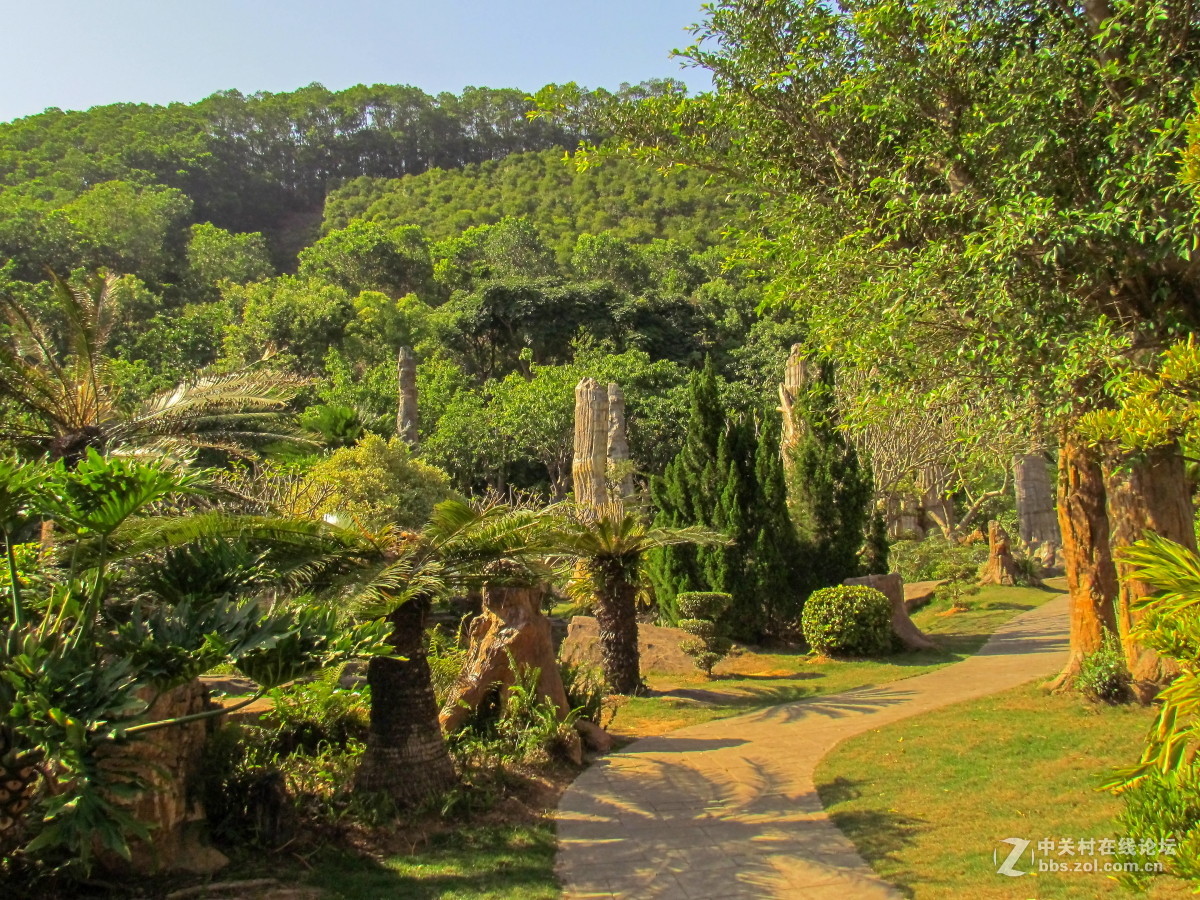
(785, 361, 872, 590)
(552, 0, 1200, 686)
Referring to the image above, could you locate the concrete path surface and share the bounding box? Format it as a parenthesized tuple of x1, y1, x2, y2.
(555, 595, 1070, 899)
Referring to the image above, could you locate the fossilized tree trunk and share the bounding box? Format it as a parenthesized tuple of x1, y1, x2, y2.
(1013, 452, 1061, 565)
(1046, 435, 1119, 691)
(356, 597, 458, 805)
(844, 573, 938, 651)
(606, 383, 635, 502)
(1106, 444, 1195, 692)
(103, 683, 228, 875)
(779, 343, 814, 454)
(439, 583, 570, 735)
(396, 346, 419, 445)
(573, 378, 608, 509)
(979, 520, 1022, 586)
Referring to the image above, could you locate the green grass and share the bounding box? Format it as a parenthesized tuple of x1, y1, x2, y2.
(303, 825, 558, 899)
(611, 582, 1063, 740)
(815, 682, 1193, 899)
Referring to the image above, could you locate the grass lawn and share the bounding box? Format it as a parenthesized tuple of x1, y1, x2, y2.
(815, 681, 1193, 899)
(302, 825, 558, 900)
(611, 581, 1064, 741)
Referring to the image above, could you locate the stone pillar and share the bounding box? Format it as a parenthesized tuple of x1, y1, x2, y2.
(573, 378, 608, 509)
(779, 344, 813, 454)
(606, 383, 634, 502)
(396, 346, 419, 446)
(1013, 452, 1060, 564)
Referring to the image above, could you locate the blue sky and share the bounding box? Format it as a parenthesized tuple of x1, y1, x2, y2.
(0, 0, 713, 122)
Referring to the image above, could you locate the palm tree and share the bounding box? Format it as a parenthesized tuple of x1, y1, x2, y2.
(0, 270, 304, 463)
(549, 503, 723, 695)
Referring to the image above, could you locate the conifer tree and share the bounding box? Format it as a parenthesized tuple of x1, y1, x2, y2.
(786, 361, 872, 588)
(751, 407, 807, 636)
(649, 363, 805, 641)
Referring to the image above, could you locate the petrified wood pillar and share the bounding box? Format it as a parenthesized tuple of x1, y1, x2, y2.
(439, 583, 570, 735)
(844, 573, 938, 651)
(573, 378, 608, 509)
(779, 343, 814, 454)
(979, 520, 1022, 586)
(396, 346, 419, 446)
(1014, 452, 1061, 564)
(606, 383, 634, 502)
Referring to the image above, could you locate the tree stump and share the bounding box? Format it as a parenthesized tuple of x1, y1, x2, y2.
(439, 584, 570, 735)
(979, 520, 1022, 586)
(844, 573, 938, 651)
(101, 682, 229, 875)
(396, 346, 419, 445)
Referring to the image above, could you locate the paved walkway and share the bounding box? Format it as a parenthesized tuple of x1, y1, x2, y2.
(555, 595, 1070, 899)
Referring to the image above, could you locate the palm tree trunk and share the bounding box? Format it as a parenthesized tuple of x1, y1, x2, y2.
(355, 596, 458, 805)
(595, 572, 641, 695)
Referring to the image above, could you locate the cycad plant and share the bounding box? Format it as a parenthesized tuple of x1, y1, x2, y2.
(549, 503, 723, 694)
(0, 270, 305, 463)
(1107, 533, 1200, 786)
(0, 453, 389, 869)
(339, 496, 554, 805)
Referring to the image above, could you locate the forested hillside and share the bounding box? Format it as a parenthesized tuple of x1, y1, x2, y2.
(0, 81, 595, 273)
(0, 78, 797, 505)
(324, 148, 745, 255)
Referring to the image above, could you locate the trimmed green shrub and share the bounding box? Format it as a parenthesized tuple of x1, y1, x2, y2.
(890, 533, 988, 583)
(1075, 631, 1131, 702)
(677, 591, 733, 676)
(801, 585, 892, 657)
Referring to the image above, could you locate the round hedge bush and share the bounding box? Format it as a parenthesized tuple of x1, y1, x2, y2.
(801, 585, 893, 657)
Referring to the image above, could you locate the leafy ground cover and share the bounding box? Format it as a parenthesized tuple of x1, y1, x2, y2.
(815, 682, 1193, 898)
(610, 581, 1064, 740)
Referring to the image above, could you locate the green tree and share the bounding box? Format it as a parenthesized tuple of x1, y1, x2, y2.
(299, 221, 434, 299)
(786, 363, 872, 590)
(184, 222, 274, 300)
(551, 0, 1200, 685)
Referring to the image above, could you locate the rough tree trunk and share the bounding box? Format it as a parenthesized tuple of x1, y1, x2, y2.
(606, 383, 634, 502)
(1014, 452, 1061, 565)
(979, 520, 1023, 586)
(1106, 444, 1195, 693)
(918, 464, 955, 538)
(438, 583, 569, 734)
(356, 597, 458, 805)
(1045, 435, 1120, 692)
(572, 378, 608, 509)
(102, 683, 228, 874)
(885, 492, 924, 540)
(844, 573, 938, 651)
(595, 575, 642, 695)
(396, 346, 419, 445)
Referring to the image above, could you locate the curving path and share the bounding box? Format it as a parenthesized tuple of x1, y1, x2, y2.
(555, 595, 1070, 899)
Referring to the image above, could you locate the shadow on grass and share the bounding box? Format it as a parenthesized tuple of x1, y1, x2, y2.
(304, 825, 558, 900)
(818, 778, 928, 900)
